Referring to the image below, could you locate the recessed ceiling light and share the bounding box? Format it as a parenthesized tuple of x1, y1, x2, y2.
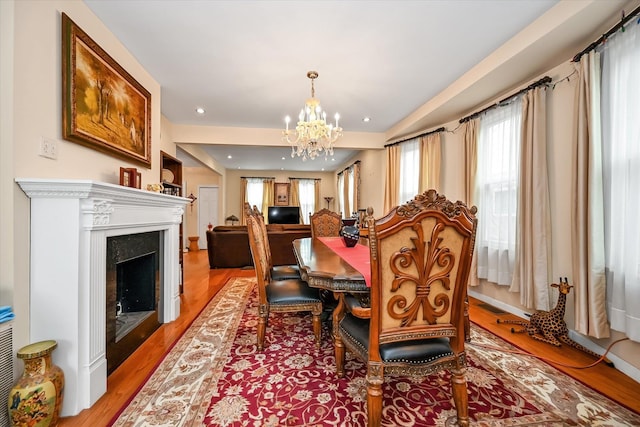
(227, 155, 232, 159)
(363, 117, 371, 122)
(195, 107, 206, 114)
(281, 157, 286, 160)
(331, 158, 335, 161)
(321, 168, 325, 171)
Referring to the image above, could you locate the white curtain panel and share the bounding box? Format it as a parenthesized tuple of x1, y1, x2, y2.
(601, 20, 640, 342)
(246, 178, 265, 214)
(475, 99, 522, 286)
(337, 172, 345, 217)
(398, 138, 420, 204)
(298, 179, 316, 224)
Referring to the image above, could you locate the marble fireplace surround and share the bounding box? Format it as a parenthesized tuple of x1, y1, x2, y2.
(16, 178, 189, 416)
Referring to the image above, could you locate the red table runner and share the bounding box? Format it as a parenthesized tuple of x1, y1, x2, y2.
(318, 237, 371, 287)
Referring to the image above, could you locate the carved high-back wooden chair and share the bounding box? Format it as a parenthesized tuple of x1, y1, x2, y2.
(335, 190, 477, 427)
(309, 208, 342, 238)
(245, 205, 323, 350)
(245, 203, 300, 280)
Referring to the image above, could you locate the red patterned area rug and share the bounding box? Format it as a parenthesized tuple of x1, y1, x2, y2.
(111, 277, 640, 427)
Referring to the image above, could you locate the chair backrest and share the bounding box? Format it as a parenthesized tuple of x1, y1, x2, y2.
(245, 203, 270, 305)
(365, 189, 477, 358)
(249, 204, 274, 269)
(309, 208, 342, 238)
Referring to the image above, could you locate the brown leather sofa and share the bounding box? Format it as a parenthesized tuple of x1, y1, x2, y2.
(206, 224, 311, 268)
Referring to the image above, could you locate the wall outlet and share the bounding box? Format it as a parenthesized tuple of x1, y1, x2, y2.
(39, 137, 58, 159)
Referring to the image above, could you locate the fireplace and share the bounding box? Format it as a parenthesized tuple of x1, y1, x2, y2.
(17, 179, 188, 416)
(106, 232, 162, 374)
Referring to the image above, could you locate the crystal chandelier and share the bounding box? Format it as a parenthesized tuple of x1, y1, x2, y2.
(282, 71, 342, 161)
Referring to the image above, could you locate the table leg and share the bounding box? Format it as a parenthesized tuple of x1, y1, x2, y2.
(333, 293, 346, 377)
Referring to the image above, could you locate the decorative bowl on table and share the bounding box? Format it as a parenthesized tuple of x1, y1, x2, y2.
(342, 225, 360, 247)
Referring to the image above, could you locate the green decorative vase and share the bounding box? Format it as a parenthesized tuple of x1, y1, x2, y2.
(8, 340, 65, 427)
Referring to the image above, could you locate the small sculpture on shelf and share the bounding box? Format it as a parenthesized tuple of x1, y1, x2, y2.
(146, 183, 163, 193)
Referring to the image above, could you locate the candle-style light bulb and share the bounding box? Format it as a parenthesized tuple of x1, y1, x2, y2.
(335, 113, 340, 128)
(285, 115, 290, 131)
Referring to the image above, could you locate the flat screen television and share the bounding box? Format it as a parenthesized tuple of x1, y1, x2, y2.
(268, 206, 300, 225)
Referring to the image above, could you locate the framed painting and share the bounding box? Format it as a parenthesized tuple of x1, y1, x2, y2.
(274, 182, 290, 206)
(62, 13, 152, 168)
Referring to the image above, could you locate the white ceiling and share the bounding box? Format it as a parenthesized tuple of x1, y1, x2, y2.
(84, 0, 630, 171)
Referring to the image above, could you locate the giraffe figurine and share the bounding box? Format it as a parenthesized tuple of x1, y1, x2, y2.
(497, 278, 613, 365)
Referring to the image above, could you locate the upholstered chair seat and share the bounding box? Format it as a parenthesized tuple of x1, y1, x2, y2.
(339, 314, 455, 366)
(267, 278, 321, 305)
(270, 265, 301, 281)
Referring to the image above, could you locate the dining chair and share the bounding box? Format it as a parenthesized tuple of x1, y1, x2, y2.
(245, 205, 323, 350)
(309, 208, 342, 238)
(244, 203, 301, 280)
(335, 190, 477, 427)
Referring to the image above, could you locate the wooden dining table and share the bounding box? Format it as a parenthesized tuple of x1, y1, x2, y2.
(292, 237, 370, 294)
(293, 237, 371, 344)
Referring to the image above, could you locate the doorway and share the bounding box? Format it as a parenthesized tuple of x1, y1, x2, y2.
(198, 186, 219, 249)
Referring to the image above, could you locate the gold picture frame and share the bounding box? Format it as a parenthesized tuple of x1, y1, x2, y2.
(274, 182, 290, 206)
(62, 13, 152, 168)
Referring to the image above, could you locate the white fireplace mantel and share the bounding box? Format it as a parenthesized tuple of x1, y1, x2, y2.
(16, 178, 189, 416)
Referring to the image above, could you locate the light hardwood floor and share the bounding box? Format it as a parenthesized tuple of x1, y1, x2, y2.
(58, 250, 640, 426)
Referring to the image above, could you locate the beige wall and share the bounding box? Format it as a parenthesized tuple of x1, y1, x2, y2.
(2, 0, 163, 356)
(2, 0, 638, 385)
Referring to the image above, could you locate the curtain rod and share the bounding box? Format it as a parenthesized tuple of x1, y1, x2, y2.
(384, 127, 446, 148)
(289, 177, 321, 181)
(572, 5, 640, 63)
(336, 160, 361, 175)
(240, 176, 275, 179)
(459, 75, 551, 124)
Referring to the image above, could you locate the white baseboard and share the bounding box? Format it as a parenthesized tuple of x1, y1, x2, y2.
(468, 290, 640, 383)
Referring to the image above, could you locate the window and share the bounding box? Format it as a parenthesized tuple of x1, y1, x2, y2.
(347, 169, 355, 217)
(398, 138, 420, 204)
(475, 99, 522, 286)
(600, 21, 640, 338)
(337, 172, 345, 217)
(245, 178, 264, 212)
(298, 179, 316, 224)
